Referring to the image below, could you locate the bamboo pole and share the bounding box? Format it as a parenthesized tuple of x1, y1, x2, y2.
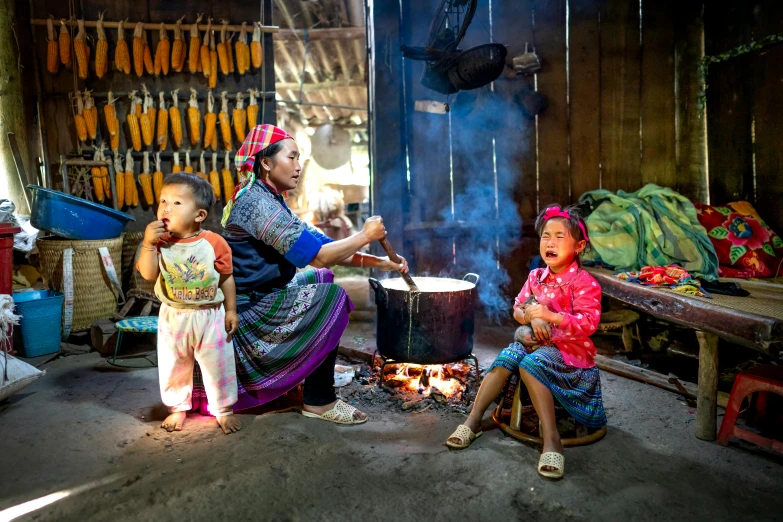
(30, 18, 278, 34)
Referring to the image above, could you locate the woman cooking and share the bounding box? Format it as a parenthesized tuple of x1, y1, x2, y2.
(192, 124, 408, 424)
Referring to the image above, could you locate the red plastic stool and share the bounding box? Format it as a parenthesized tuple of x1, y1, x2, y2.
(717, 365, 783, 453)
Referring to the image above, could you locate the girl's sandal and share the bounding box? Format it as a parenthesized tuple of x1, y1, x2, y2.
(301, 399, 367, 425)
(538, 452, 565, 479)
(445, 424, 482, 449)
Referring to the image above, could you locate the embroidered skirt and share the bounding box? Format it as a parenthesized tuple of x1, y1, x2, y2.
(192, 268, 353, 414)
(491, 343, 607, 428)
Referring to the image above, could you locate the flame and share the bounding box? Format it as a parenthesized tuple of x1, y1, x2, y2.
(384, 363, 465, 397)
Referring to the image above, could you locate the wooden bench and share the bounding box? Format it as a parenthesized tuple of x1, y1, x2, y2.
(586, 267, 783, 441)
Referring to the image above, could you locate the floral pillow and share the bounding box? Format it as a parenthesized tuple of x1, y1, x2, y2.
(694, 201, 783, 278)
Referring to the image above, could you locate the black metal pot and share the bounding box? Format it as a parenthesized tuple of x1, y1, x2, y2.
(368, 274, 479, 365)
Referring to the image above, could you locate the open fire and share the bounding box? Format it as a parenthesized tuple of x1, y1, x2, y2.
(380, 362, 476, 402)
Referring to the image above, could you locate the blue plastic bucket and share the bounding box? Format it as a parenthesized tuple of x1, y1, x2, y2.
(27, 185, 135, 240)
(13, 290, 64, 357)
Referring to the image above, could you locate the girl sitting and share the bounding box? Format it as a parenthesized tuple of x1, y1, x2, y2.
(445, 205, 607, 479)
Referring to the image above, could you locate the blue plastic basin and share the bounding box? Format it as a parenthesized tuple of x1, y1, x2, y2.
(27, 185, 135, 240)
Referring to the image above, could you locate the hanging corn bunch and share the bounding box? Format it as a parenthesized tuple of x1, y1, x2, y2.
(154, 23, 170, 76)
(209, 153, 221, 200)
(115, 19, 131, 74)
(226, 31, 235, 74)
(169, 89, 183, 148)
(187, 88, 201, 146)
(127, 90, 142, 152)
(204, 90, 217, 151)
(133, 22, 145, 77)
(59, 19, 72, 68)
(219, 91, 232, 150)
(139, 152, 154, 205)
(197, 151, 208, 180)
(91, 149, 105, 202)
(246, 89, 259, 130)
(188, 14, 203, 73)
(104, 92, 120, 151)
(100, 145, 111, 201)
(73, 91, 88, 143)
(74, 19, 89, 79)
(46, 16, 59, 74)
(222, 152, 235, 204)
(157, 92, 169, 151)
(171, 16, 186, 73)
(95, 12, 109, 78)
(153, 152, 164, 203)
(184, 149, 194, 173)
(251, 22, 263, 69)
(235, 22, 249, 75)
(217, 20, 230, 76)
(209, 27, 218, 89)
(140, 85, 155, 147)
(125, 150, 137, 207)
(234, 92, 247, 142)
(200, 18, 212, 79)
(143, 31, 155, 75)
(172, 150, 181, 173)
(114, 151, 125, 207)
(83, 90, 98, 140)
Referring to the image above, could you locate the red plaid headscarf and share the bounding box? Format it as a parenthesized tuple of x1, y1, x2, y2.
(221, 124, 294, 226)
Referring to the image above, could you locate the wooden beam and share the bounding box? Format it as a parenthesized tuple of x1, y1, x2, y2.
(275, 80, 364, 92)
(31, 19, 278, 33)
(276, 27, 366, 41)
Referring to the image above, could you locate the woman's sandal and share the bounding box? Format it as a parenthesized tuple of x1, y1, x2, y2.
(538, 452, 565, 479)
(445, 424, 483, 449)
(301, 399, 367, 425)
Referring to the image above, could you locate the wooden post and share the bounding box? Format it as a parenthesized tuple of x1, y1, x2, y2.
(695, 330, 719, 441)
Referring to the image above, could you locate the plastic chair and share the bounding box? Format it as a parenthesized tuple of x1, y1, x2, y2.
(108, 316, 158, 368)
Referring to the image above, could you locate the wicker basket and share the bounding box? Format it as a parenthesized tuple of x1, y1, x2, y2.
(121, 231, 144, 290)
(129, 242, 156, 294)
(38, 236, 123, 332)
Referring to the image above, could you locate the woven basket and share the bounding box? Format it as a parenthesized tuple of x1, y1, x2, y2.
(121, 231, 144, 290)
(130, 242, 156, 294)
(38, 236, 123, 332)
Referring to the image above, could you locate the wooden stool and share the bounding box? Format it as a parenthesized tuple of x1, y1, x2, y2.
(717, 365, 783, 454)
(492, 376, 607, 447)
(108, 316, 158, 368)
(596, 309, 641, 352)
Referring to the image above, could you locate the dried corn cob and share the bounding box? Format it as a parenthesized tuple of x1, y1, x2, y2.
(188, 14, 203, 73)
(157, 92, 169, 151)
(114, 152, 125, 207)
(245, 89, 258, 131)
(154, 23, 168, 76)
(140, 152, 154, 205)
(153, 152, 164, 203)
(133, 22, 144, 77)
(172, 151, 181, 173)
(197, 151, 208, 180)
(171, 15, 186, 73)
(211, 126, 218, 150)
(74, 19, 89, 79)
(127, 91, 142, 151)
(100, 145, 111, 200)
(187, 88, 201, 146)
(209, 152, 221, 199)
(184, 149, 194, 173)
(92, 149, 104, 202)
(235, 22, 249, 75)
(234, 92, 247, 142)
(200, 18, 212, 78)
(105, 92, 120, 150)
(169, 89, 183, 148)
(204, 90, 217, 150)
(46, 16, 59, 74)
(140, 86, 154, 147)
(222, 152, 235, 204)
(125, 150, 136, 206)
(83, 90, 98, 140)
(209, 29, 218, 89)
(95, 12, 109, 78)
(226, 31, 235, 73)
(219, 91, 232, 150)
(143, 32, 154, 75)
(251, 22, 263, 69)
(73, 91, 88, 143)
(115, 19, 131, 74)
(217, 20, 230, 75)
(59, 19, 72, 68)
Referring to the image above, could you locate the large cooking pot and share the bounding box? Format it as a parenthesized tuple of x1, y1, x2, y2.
(368, 274, 479, 365)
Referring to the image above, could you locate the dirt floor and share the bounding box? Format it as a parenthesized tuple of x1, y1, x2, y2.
(1, 322, 782, 522)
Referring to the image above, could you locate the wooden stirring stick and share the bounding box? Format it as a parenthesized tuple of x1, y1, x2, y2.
(379, 238, 419, 292)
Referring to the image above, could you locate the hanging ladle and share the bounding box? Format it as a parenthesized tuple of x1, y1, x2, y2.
(379, 237, 419, 292)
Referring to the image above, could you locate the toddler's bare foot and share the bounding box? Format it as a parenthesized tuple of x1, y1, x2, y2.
(217, 414, 241, 435)
(161, 411, 186, 432)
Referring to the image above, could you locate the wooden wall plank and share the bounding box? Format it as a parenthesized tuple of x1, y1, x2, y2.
(599, 0, 641, 193)
(569, 0, 601, 199)
(640, 0, 676, 188)
(535, 0, 569, 207)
